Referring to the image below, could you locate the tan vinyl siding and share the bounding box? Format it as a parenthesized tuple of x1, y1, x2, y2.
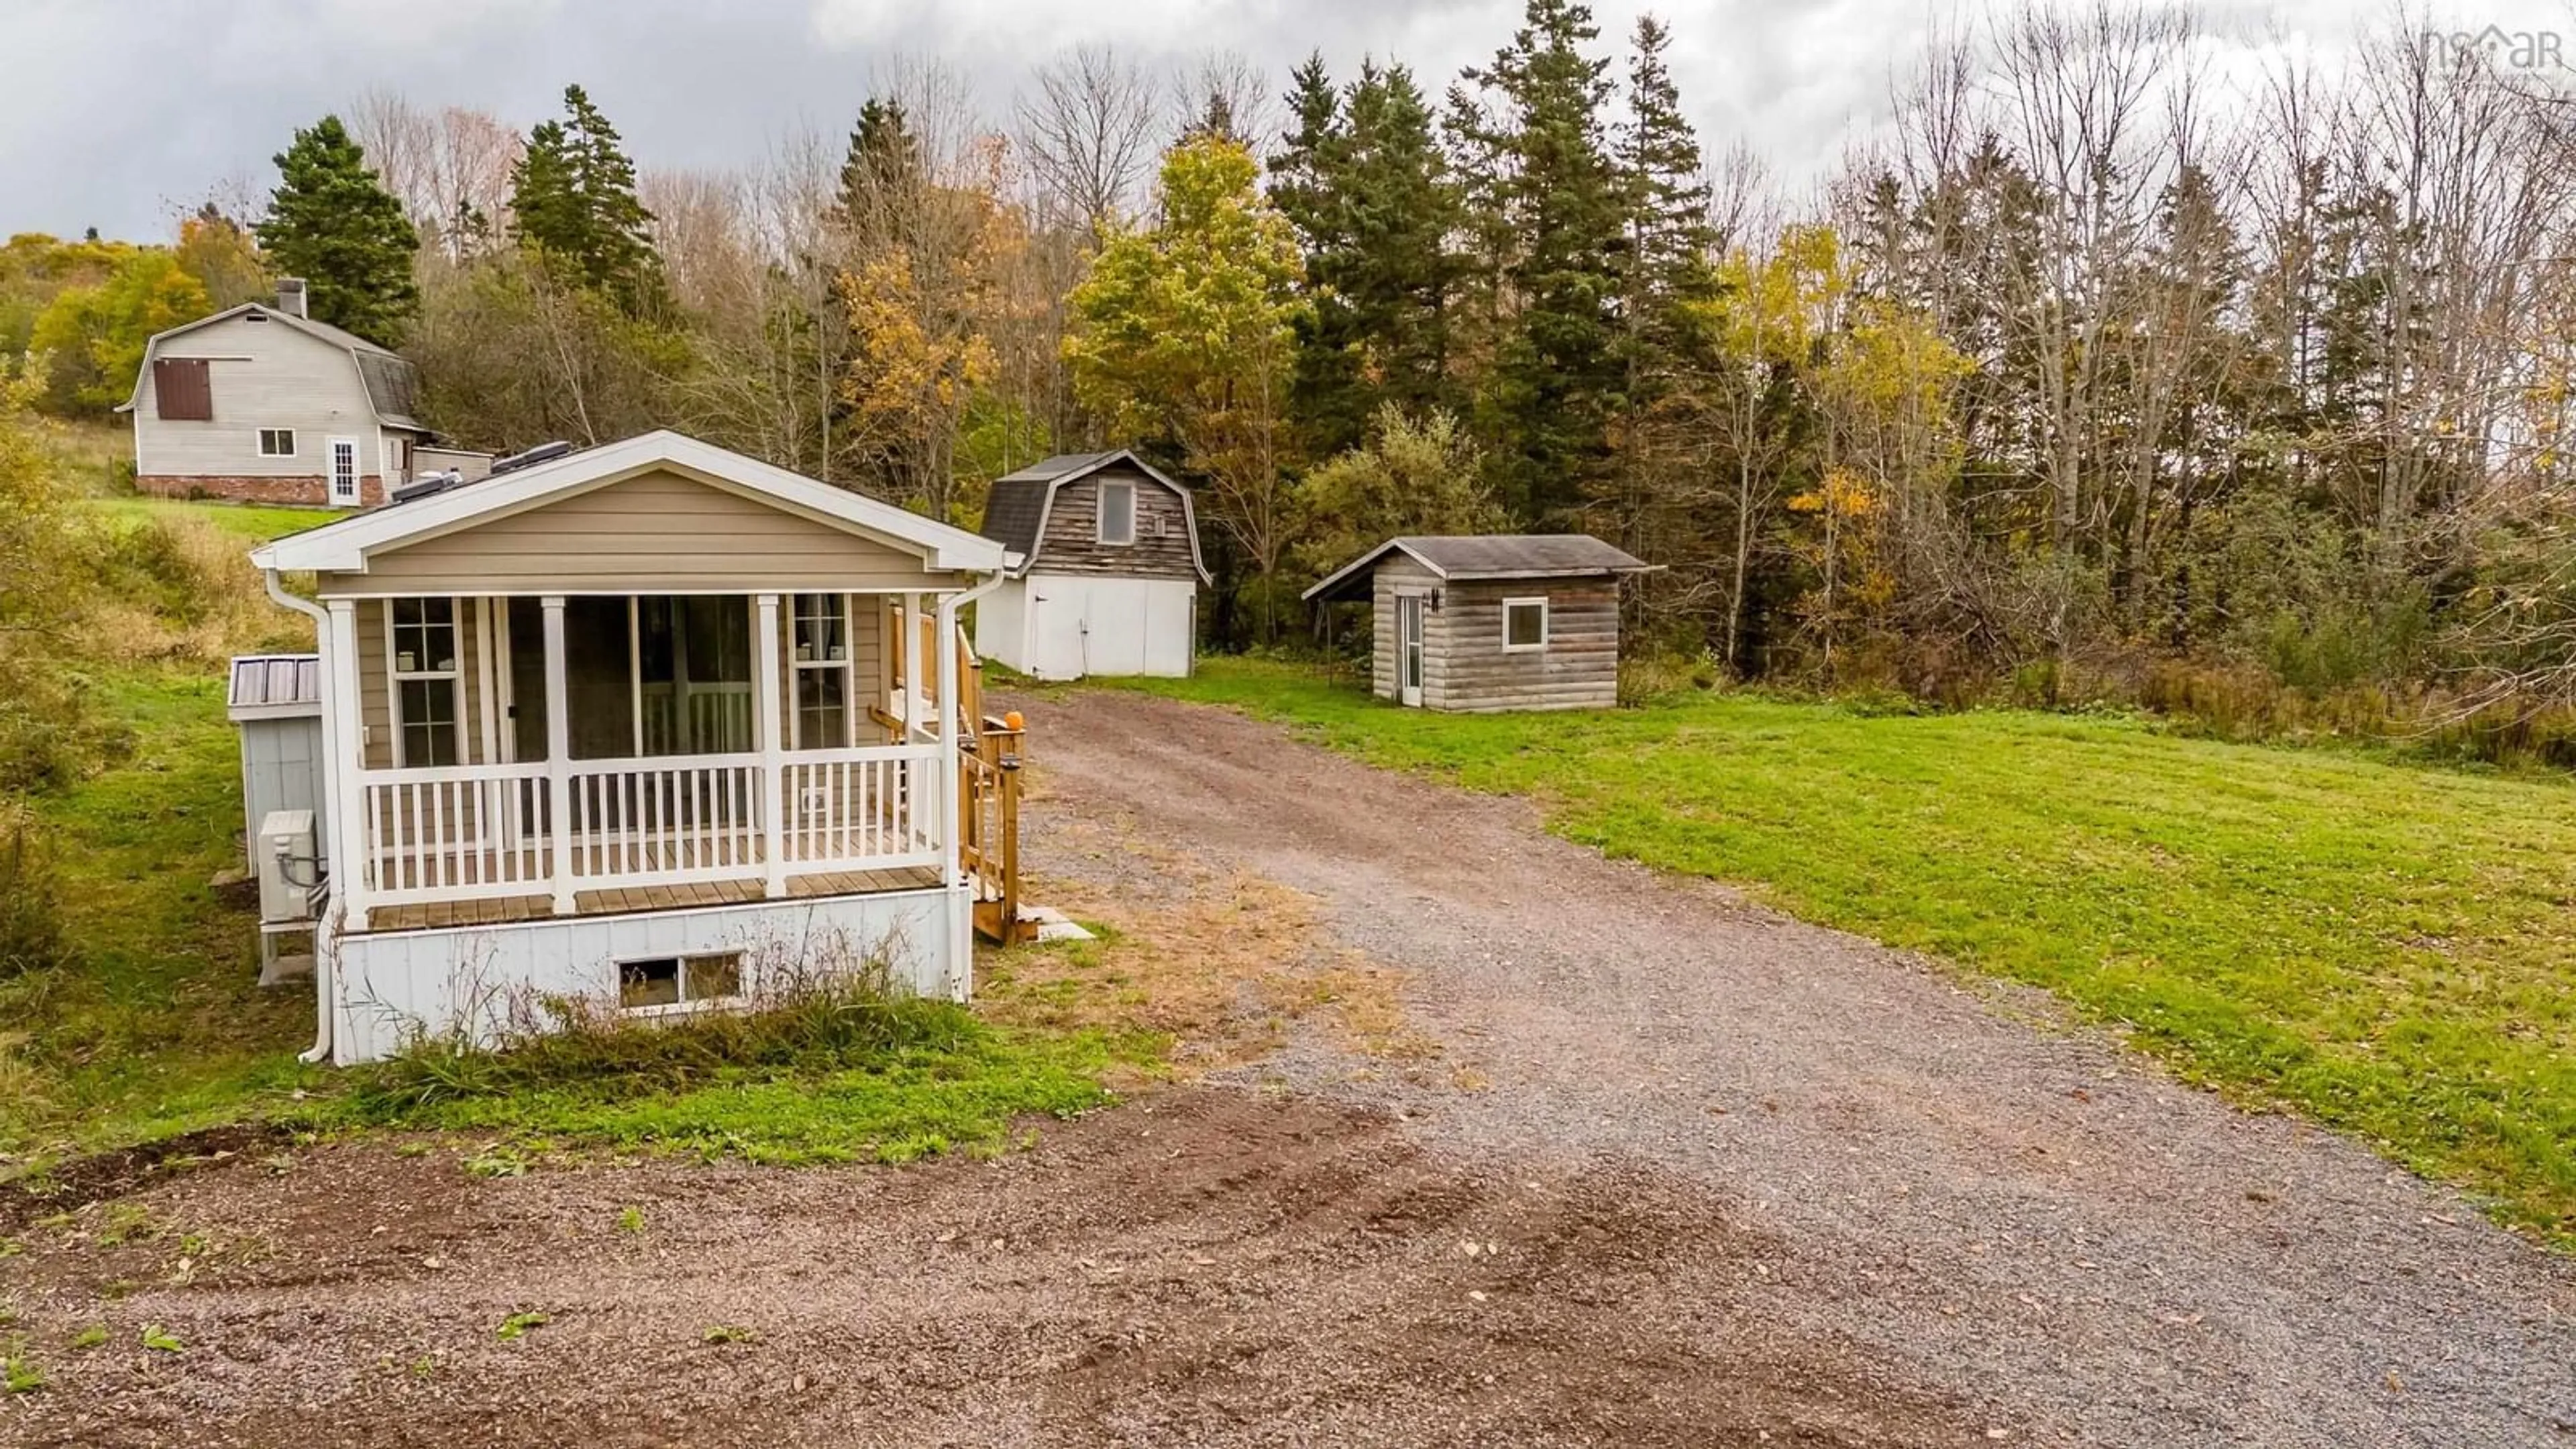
(1030, 470, 1199, 580)
(356, 598, 391, 769)
(133, 313, 388, 480)
(319, 468, 960, 596)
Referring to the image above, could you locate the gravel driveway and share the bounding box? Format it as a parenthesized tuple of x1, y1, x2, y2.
(5, 688, 2569, 1448)
(1016, 688, 2576, 1448)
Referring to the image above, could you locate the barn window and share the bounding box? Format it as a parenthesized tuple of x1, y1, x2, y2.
(1502, 597, 1550, 652)
(258, 428, 297, 457)
(1097, 480, 1136, 546)
(388, 597, 462, 767)
(152, 358, 213, 420)
(619, 951, 745, 1012)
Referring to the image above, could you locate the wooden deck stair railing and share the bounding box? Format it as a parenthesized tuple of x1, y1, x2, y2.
(887, 612, 1030, 945)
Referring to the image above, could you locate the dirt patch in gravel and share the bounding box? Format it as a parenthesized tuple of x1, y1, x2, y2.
(0, 1089, 1988, 1448)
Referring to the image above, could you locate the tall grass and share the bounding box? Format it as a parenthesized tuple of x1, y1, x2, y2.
(340, 956, 986, 1118)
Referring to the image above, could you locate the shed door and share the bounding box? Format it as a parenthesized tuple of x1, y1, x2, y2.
(1397, 594, 1426, 707)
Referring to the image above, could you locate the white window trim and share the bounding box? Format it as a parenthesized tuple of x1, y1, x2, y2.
(386, 596, 467, 767)
(1096, 480, 1136, 547)
(257, 427, 297, 458)
(617, 951, 748, 1016)
(1501, 596, 1550, 653)
(789, 592, 856, 750)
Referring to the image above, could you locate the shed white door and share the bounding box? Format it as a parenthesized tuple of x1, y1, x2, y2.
(1027, 582, 1087, 682)
(1397, 594, 1426, 707)
(328, 437, 360, 506)
(1023, 575, 1195, 681)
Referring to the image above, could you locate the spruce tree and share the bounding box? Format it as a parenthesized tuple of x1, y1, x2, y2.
(1447, 0, 1629, 521)
(510, 85, 660, 313)
(1615, 15, 1718, 388)
(255, 115, 419, 344)
(1271, 56, 1460, 460)
(838, 97, 924, 235)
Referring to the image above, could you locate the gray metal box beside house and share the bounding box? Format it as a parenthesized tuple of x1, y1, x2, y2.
(228, 654, 329, 865)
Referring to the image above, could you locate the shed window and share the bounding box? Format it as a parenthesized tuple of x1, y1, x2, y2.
(389, 597, 462, 767)
(1503, 597, 1550, 652)
(1097, 480, 1135, 546)
(258, 428, 296, 458)
(619, 952, 745, 1012)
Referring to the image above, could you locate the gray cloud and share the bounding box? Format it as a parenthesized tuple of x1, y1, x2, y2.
(0, 0, 2552, 241)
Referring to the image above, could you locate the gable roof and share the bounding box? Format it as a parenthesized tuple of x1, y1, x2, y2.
(975, 449, 1212, 583)
(1302, 534, 1653, 602)
(118, 303, 426, 429)
(253, 431, 1009, 578)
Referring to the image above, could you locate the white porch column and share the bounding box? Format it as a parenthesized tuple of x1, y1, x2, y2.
(754, 592, 787, 898)
(934, 592, 968, 1000)
(896, 592, 918, 736)
(541, 594, 574, 915)
(325, 599, 370, 925)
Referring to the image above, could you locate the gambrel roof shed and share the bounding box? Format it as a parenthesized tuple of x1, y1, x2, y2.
(977, 450, 1212, 583)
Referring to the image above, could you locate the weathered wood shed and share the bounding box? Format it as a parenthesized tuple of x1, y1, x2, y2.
(973, 450, 1210, 680)
(1302, 535, 1652, 712)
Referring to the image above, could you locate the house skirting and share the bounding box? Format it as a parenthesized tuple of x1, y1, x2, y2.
(138, 473, 385, 506)
(320, 883, 968, 1065)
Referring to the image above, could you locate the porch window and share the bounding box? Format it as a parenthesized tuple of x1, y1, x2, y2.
(792, 593, 851, 749)
(618, 951, 745, 1012)
(389, 597, 462, 766)
(1097, 480, 1135, 545)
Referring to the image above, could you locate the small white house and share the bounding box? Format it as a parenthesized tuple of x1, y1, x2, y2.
(973, 450, 1209, 680)
(119, 278, 489, 507)
(249, 430, 1016, 1064)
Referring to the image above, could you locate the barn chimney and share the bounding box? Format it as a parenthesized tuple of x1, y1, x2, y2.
(276, 277, 309, 319)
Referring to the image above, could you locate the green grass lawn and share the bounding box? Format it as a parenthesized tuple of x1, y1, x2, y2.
(1, 669, 317, 1159)
(1114, 659, 2576, 1245)
(82, 496, 337, 543)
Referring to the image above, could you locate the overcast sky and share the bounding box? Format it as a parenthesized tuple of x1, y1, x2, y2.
(1, 0, 2563, 241)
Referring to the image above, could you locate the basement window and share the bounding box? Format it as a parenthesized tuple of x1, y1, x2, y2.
(619, 951, 745, 1012)
(1502, 597, 1550, 652)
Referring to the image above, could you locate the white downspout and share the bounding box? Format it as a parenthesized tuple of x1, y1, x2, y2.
(262, 568, 337, 1066)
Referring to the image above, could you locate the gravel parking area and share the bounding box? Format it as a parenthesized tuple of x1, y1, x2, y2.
(1016, 689, 2576, 1448)
(4, 688, 2569, 1447)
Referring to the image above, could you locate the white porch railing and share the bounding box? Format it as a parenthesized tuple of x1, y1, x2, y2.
(356, 743, 947, 912)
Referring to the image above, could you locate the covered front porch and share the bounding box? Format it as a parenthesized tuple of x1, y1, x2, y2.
(330, 588, 987, 934)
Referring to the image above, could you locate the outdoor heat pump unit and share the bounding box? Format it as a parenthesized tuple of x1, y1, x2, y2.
(255, 809, 322, 984)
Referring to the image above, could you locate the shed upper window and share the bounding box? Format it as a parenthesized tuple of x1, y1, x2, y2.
(1503, 597, 1550, 652)
(1097, 480, 1136, 546)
